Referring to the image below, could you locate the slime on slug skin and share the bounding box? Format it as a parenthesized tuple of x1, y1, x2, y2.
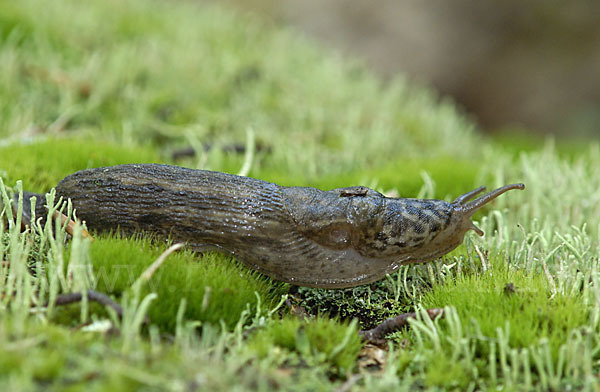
(19, 164, 524, 288)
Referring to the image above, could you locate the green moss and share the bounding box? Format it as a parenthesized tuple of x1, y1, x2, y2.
(294, 283, 411, 330)
(0, 322, 69, 389)
(0, 138, 162, 193)
(177, 153, 481, 205)
(365, 156, 482, 198)
(0, 318, 281, 391)
(490, 129, 593, 160)
(421, 252, 588, 355)
(425, 354, 470, 389)
(0, 3, 32, 45)
(256, 156, 480, 199)
(30, 349, 66, 382)
(89, 234, 286, 331)
(248, 317, 363, 375)
(0, 0, 483, 179)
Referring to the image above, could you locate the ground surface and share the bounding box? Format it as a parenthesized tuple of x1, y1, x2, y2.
(1, 0, 599, 390)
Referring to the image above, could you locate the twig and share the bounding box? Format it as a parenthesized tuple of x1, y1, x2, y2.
(51, 289, 123, 317)
(52, 210, 94, 242)
(359, 308, 444, 346)
(11, 193, 94, 241)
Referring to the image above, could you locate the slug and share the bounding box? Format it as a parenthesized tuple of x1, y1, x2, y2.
(24, 164, 524, 288)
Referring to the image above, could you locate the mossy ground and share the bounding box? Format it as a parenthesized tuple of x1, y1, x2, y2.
(1, 0, 599, 390)
(0, 138, 163, 193)
(90, 234, 287, 331)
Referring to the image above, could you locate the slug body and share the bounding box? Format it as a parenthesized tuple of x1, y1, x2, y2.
(49, 164, 523, 288)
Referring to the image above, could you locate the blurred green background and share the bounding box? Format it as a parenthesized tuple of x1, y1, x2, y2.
(218, 0, 600, 139)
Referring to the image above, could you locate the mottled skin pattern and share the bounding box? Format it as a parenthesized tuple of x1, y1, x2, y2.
(33, 164, 523, 288)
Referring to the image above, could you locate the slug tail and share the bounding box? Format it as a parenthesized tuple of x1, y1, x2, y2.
(462, 183, 525, 216)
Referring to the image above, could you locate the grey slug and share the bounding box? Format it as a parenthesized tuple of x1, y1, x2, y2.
(27, 164, 524, 288)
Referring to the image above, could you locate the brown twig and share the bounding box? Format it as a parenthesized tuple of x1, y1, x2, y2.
(53, 211, 94, 242)
(51, 289, 123, 317)
(359, 308, 445, 346)
(11, 192, 94, 241)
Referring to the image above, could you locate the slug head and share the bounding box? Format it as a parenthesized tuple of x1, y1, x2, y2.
(403, 183, 526, 262)
(277, 183, 524, 288)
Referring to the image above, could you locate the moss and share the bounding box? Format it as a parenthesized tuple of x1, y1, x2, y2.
(293, 283, 411, 330)
(0, 322, 68, 388)
(490, 129, 592, 160)
(0, 138, 163, 193)
(248, 317, 363, 376)
(420, 251, 589, 357)
(425, 354, 470, 389)
(88, 234, 286, 331)
(0, 0, 483, 179)
(30, 349, 66, 383)
(0, 3, 33, 45)
(256, 156, 480, 199)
